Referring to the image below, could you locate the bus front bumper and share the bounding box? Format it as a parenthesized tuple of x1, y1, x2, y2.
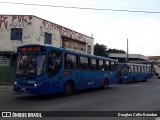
(13, 82, 48, 95)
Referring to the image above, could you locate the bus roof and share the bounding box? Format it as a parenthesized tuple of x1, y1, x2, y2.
(17, 44, 118, 62)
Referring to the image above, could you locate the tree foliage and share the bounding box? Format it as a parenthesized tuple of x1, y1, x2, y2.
(107, 48, 126, 54)
(94, 43, 126, 57)
(94, 43, 108, 57)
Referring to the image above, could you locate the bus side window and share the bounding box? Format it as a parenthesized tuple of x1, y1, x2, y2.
(127, 66, 129, 72)
(104, 61, 109, 71)
(145, 66, 147, 72)
(110, 62, 116, 71)
(138, 66, 140, 72)
(143, 66, 145, 72)
(136, 66, 138, 72)
(134, 66, 137, 72)
(140, 66, 142, 72)
(48, 51, 62, 76)
(97, 60, 104, 70)
(128, 66, 131, 72)
(48, 52, 56, 75)
(133, 66, 135, 72)
(90, 58, 96, 70)
(65, 54, 77, 70)
(79, 56, 89, 70)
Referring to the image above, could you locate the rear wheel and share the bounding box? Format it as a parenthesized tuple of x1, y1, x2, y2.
(143, 76, 147, 82)
(119, 81, 122, 84)
(64, 81, 74, 96)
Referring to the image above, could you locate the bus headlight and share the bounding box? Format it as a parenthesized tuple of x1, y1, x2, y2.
(14, 82, 17, 85)
(34, 84, 38, 87)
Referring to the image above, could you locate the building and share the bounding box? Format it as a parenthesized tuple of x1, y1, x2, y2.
(148, 56, 160, 66)
(109, 53, 149, 63)
(148, 56, 160, 75)
(0, 15, 94, 66)
(148, 56, 160, 61)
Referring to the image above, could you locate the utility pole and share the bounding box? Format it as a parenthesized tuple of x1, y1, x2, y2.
(126, 39, 129, 63)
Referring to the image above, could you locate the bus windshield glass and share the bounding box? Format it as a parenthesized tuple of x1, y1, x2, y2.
(16, 54, 46, 75)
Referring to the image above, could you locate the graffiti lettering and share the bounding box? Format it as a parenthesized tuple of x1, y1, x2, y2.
(12, 16, 17, 22)
(9, 22, 30, 29)
(42, 20, 86, 41)
(23, 35, 31, 40)
(0, 16, 8, 29)
(0, 15, 32, 29)
(35, 37, 41, 42)
(12, 15, 32, 23)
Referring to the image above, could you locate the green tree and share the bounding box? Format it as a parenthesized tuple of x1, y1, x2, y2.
(107, 49, 126, 54)
(94, 43, 108, 57)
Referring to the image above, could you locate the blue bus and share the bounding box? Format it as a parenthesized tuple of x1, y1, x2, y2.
(117, 63, 152, 83)
(13, 44, 118, 95)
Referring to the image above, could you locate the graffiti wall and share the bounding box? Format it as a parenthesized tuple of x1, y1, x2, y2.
(0, 15, 94, 54)
(0, 15, 33, 51)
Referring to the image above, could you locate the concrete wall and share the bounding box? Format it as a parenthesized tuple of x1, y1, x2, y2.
(0, 15, 94, 54)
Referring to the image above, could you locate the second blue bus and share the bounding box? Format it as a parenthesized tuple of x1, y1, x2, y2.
(118, 63, 152, 83)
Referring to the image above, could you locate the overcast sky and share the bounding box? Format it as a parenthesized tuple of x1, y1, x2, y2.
(1, 0, 160, 56)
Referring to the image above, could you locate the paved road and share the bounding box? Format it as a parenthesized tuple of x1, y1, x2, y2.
(0, 78, 160, 120)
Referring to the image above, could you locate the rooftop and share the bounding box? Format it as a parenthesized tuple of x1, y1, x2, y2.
(108, 53, 148, 61)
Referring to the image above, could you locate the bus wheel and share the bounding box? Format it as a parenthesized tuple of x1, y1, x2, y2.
(143, 76, 147, 82)
(119, 80, 122, 84)
(102, 79, 108, 89)
(64, 81, 74, 96)
(132, 77, 136, 83)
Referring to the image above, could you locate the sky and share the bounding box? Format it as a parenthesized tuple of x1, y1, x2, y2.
(1, 0, 160, 56)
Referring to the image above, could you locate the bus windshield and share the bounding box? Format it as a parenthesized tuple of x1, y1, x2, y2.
(16, 54, 46, 75)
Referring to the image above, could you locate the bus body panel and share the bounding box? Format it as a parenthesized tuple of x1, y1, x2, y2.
(48, 70, 118, 94)
(13, 44, 118, 95)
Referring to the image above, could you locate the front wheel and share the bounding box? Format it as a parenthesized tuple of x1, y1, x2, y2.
(64, 82, 74, 96)
(132, 77, 136, 83)
(143, 76, 147, 82)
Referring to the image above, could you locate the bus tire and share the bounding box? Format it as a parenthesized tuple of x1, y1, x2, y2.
(102, 79, 108, 89)
(64, 81, 74, 96)
(143, 76, 147, 82)
(119, 81, 122, 84)
(132, 77, 136, 83)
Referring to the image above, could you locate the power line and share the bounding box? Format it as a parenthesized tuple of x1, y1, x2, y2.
(1, 1, 160, 14)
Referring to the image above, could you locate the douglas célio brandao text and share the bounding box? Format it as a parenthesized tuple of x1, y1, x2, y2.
(118, 112, 157, 117)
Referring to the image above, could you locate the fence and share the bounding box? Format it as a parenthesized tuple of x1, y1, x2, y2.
(0, 53, 16, 85)
(0, 66, 15, 84)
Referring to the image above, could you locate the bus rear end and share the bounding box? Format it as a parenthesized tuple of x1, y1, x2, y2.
(13, 45, 49, 94)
